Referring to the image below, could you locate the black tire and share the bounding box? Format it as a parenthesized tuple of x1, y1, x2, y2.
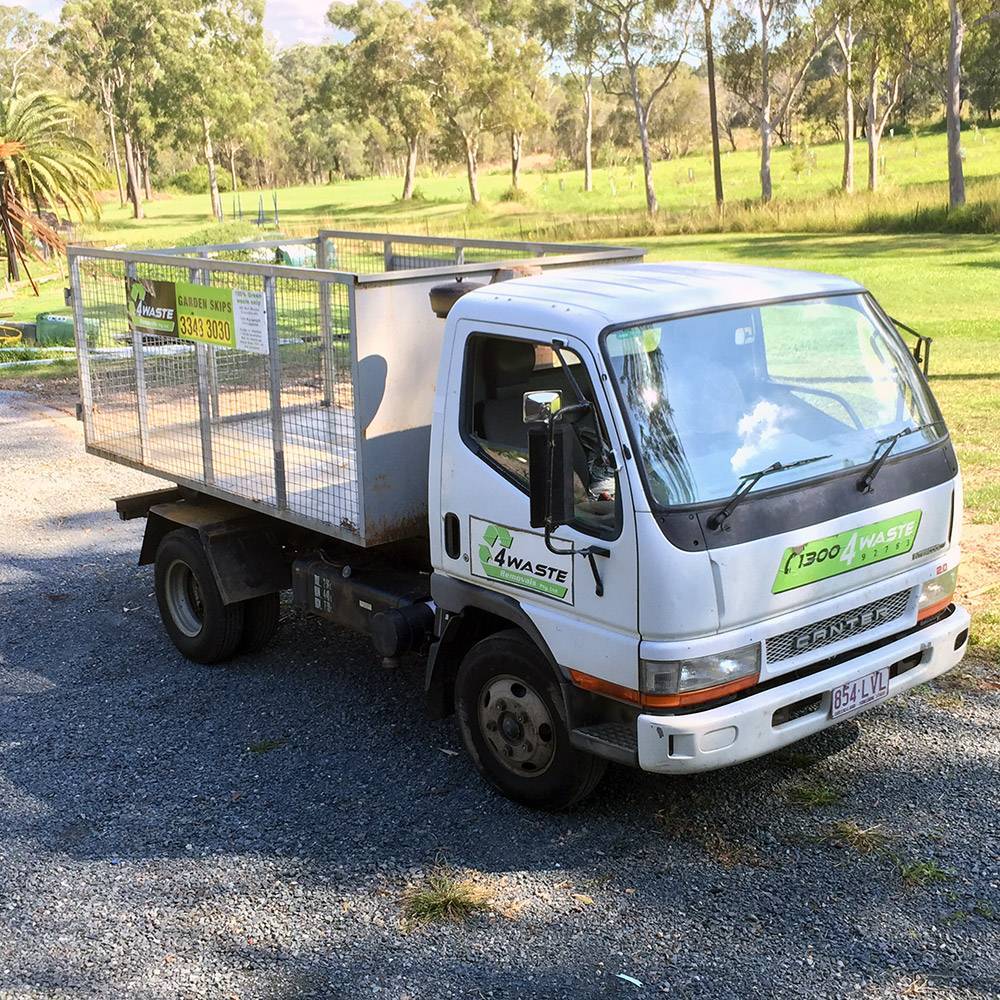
(238, 592, 282, 654)
(454, 629, 607, 810)
(154, 529, 244, 664)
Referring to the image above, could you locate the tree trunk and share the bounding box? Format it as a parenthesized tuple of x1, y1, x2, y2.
(464, 137, 480, 204)
(229, 150, 238, 195)
(867, 68, 880, 192)
(836, 18, 855, 194)
(202, 117, 223, 222)
(133, 146, 144, 201)
(121, 129, 144, 219)
(510, 131, 522, 189)
(946, 0, 966, 208)
(583, 76, 594, 193)
(0, 191, 22, 282)
(141, 147, 152, 201)
(759, 2, 773, 203)
(401, 135, 418, 199)
(703, 0, 724, 207)
(629, 67, 658, 214)
(105, 104, 125, 207)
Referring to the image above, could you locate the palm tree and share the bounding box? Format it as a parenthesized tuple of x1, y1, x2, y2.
(0, 90, 105, 285)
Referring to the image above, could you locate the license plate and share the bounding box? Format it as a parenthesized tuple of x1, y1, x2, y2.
(830, 667, 890, 719)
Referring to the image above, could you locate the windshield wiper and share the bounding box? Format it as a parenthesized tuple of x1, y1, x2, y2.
(856, 421, 942, 494)
(707, 454, 833, 530)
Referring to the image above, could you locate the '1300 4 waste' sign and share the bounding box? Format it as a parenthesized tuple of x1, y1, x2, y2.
(772, 509, 922, 594)
(125, 277, 269, 355)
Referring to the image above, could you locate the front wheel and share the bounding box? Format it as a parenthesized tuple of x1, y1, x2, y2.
(154, 529, 244, 664)
(454, 630, 607, 809)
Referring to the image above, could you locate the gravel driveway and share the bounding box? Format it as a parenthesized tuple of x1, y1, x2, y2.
(1, 390, 998, 1000)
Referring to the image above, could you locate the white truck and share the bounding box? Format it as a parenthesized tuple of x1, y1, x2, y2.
(69, 230, 969, 808)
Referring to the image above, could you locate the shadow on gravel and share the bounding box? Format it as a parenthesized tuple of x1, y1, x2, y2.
(4, 528, 999, 997)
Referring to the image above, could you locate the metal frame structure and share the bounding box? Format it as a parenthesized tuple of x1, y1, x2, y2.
(69, 230, 643, 546)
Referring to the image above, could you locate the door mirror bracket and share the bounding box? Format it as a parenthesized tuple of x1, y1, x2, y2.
(525, 397, 610, 597)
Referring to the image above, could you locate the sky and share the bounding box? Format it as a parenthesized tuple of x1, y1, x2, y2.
(11, 0, 333, 49)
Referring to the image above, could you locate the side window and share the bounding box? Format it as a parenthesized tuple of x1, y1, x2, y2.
(464, 334, 619, 537)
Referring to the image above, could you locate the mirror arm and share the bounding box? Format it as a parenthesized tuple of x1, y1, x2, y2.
(537, 408, 613, 598)
(542, 522, 611, 599)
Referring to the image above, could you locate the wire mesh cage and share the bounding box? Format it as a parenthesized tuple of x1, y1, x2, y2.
(69, 230, 642, 546)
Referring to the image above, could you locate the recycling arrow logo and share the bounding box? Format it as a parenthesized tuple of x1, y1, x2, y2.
(480, 522, 513, 567)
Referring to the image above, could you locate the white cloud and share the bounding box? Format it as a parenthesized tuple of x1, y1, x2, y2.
(730, 399, 794, 474)
(264, 0, 334, 48)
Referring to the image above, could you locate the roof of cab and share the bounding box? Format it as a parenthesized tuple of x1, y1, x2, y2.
(451, 261, 865, 334)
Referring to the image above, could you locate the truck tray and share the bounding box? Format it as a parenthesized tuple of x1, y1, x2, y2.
(69, 230, 641, 546)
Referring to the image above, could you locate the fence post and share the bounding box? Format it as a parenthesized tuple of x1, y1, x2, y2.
(264, 273, 287, 509)
(199, 251, 221, 422)
(316, 239, 335, 407)
(125, 260, 151, 465)
(69, 253, 94, 445)
(189, 261, 215, 485)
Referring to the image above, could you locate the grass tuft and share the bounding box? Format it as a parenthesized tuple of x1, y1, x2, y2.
(247, 737, 287, 754)
(701, 830, 764, 869)
(400, 867, 493, 925)
(897, 858, 952, 887)
(823, 820, 893, 855)
(785, 779, 842, 808)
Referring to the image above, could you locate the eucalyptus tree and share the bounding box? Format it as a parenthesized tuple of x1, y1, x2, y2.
(586, 0, 695, 214)
(157, 0, 270, 222)
(327, 0, 436, 200)
(696, 0, 725, 206)
(831, 0, 858, 193)
(491, 26, 549, 188)
(942, 0, 1000, 207)
(964, 16, 1000, 121)
(0, 6, 56, 96)
(722, 0, 834, 201)
(420, 6, 494, 203)
(57, 0, 165, 218)
(536, 0, 607, 191)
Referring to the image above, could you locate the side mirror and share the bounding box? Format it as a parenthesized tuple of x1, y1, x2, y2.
(523, 389, 562, 424)
(528, 422, 575, 531)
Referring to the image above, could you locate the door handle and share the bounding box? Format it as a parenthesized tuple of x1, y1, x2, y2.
(444, 512, 461, 559)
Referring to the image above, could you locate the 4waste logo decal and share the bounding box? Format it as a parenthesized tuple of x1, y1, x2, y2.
(472, 517, 574, 604)
(126, 277, 177, 337)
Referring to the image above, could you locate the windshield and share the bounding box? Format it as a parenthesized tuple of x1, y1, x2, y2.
(602, 294, 945, 506)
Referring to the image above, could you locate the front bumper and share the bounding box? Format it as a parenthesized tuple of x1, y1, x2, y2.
(636, 605, 970, 774)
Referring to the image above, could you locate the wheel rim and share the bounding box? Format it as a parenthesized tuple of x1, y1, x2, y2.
(164, 559, 205, 638)
(477, 674, 556, 777)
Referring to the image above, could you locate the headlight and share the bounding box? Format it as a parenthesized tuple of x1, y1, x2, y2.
(917, 566, 958, 621)
(640, 643, 761, 708)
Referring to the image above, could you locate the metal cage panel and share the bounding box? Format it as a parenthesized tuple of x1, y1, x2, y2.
(69, 231, 642, 545)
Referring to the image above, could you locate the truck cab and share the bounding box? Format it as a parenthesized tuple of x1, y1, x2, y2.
(425, 262, 968, 806)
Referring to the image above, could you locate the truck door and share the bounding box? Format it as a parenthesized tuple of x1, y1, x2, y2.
(437, 321, 640, 691)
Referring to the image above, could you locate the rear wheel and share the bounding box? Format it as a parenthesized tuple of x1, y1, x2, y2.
(238, 592, 282, 653)
(154, 529, 244, 664)
(454, 629, 607, 809)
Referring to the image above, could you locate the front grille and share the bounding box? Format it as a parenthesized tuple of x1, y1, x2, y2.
(766, 589, 911, 663)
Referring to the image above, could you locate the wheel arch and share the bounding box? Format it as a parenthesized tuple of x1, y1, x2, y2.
(141, 498, 290, 605)
(425, 573, 563, 720)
